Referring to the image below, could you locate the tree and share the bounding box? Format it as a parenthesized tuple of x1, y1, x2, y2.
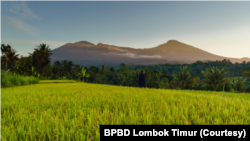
(7, 49, 19, 69)
(109, 67, 115, 72)
(29, 44, 52, 75)
(129, 70, 140, 87)
(146, 69, 161, 88)
(15, 56, 33, 76)
(1, 44, 11, 70)
(119, 63, 126, 69)
(170, 66, 199, 89)
(88, 66, 99, 82)
(231, 77, 249, 93)
(1, 46, 19, 72)
(1, 44, 11, 55)
(242, 67, 250, 78)
(3, 52, 10, 70)
(201, 66, 232, 91)
(76, 67, 90, 83)
(31, 66, 40, 78)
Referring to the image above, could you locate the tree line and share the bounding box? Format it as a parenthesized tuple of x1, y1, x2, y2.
(1, 43, 250, 93)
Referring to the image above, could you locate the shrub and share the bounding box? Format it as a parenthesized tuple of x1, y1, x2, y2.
(10, 76, 20, 86)
(1, 72, 39, 88)
(200, 84, 214, 91)
(19, 78, 29, 85)
(158, 82, 169, 89)
(217, 81, 234, 92)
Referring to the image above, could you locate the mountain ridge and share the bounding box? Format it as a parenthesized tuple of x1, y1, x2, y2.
(51, 40, 250, 66)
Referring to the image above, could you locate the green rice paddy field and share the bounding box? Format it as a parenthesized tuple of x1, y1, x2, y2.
(1, 81, 250, 140)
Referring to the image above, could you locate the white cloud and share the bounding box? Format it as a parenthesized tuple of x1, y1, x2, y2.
(9, 1, 41, 20)
(130, 55, 162, 58)
(6, 17, 36, 35)
(102, 52, 162, 58)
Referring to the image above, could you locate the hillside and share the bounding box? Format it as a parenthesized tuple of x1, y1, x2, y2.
(51, 40, 250, 66)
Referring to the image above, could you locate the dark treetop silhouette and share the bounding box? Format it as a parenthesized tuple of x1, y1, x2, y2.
(139, 71, 146, 88)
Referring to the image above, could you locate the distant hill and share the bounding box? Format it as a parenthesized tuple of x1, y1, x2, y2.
(51, 40, 250, 66)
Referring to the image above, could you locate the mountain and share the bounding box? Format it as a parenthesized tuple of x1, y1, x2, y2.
(51, 40, 250, 66)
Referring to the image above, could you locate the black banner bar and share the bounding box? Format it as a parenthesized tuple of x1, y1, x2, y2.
(100, 125, 249, 140)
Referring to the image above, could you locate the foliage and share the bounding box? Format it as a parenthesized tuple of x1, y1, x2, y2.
(76, 67, 90, 82)
(1, 43, 250, 93)
(1, 70, 39, 88)
(130, 59, 250, 80)
(242, 67, 250, 78)
(170, 66, 200, 89)
(217, 81, 234, 92)
(1, 44, 19, 71)
(14, 56, 33, 76)
(29, 43, 52, 77)
(230, 77, 249, 93)
(158, 81, 170, 89)
(31, 66, 40, 78)
(201, 66, 232, 91)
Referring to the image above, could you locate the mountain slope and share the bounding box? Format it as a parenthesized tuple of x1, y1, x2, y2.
(51, 40, 250, 66)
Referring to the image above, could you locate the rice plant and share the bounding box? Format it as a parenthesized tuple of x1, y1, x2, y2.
(1, 82, 250, 140)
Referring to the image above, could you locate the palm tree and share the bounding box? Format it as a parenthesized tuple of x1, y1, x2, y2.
(1, 44, 11, 70)
(201, 66, 232, 91)
(1, 44, 11, 54)
(7, 49, 19, 69)
(2, 49, 19, 70)
(231, 77, 249, 93)
(3, 51, 10, 71)
(29, 43, 52, 75)
(170, 66, 200, 89)
(242, 67, 250, 78)
(76, 67, 90, 83)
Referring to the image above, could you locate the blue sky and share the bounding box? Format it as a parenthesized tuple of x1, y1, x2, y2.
(1, 1, 250, 58)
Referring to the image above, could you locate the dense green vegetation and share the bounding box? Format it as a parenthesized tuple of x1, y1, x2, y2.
(2, 82, 250, 140)
(1, 71, 39, 88)
(1, 43, 250, 92)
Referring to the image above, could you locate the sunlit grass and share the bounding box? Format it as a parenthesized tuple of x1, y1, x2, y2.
(39, 80, 76, 83)
(1, 73, 39, 88)
(1, 82, 250, 140)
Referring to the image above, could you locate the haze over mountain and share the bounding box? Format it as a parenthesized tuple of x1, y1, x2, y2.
(51, 40, 250, 66)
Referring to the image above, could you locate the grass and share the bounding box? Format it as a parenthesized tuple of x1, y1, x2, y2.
(1, 82, 250, 141)
(39, 80, 76, 83)
(1, 72, 39, 88)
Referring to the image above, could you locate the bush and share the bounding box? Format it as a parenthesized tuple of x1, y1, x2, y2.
(19, 78, 29, 85)
(1, 79, 13, 87)
(10, 76, 20, 86)
(201, 84, 214, 91)
(1, 72, 39, 88)
(217, 82, 234, 92)
(158, 82, 169, 89)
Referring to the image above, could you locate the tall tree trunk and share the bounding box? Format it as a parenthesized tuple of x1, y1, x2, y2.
(214, 84, 217, 91)
(83, 77, 84, 83)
